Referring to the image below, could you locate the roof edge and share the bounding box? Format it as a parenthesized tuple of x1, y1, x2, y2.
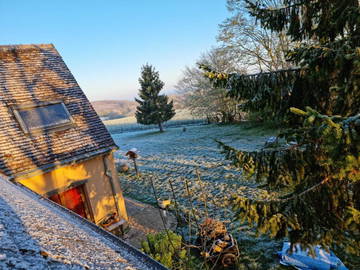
(4, 177, 167, 270)
(0, 44, 54, 52)
(12, 146, 118, 181)
(37, 191, 168, 270)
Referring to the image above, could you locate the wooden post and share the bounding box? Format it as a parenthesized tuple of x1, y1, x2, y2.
(126, 149, 139, 176)
(132, 158, 138, 176)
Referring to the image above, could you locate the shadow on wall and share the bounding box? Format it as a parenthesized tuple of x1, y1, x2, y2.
(83, 158, 122, 223)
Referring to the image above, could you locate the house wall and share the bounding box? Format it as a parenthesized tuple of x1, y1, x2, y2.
(17, 153, 128, 224)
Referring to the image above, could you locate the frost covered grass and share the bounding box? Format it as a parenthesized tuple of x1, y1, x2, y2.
(104, 109, 205, 133)
(111, 123, 286, 269)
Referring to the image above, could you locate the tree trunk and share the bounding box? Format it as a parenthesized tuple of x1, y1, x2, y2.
(158, 122, 164, 132)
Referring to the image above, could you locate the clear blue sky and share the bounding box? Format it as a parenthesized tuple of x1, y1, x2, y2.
(0, 0, 228, 101)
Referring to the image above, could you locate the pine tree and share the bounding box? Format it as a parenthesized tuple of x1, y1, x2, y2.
(245, 0, 360, 117)
(202, 0, 360, 267)
(135, 64, 175, 132)
(201, 0, 360, 123)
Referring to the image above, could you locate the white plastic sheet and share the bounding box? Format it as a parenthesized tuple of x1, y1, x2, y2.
(278, 242, 348, 270)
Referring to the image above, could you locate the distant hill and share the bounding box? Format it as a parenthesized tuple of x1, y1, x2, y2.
(91, 95, 185, 120)
(168, 94, 185, 110)
(91, 100, 137, 118)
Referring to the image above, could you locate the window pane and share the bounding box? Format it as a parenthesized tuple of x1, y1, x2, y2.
(49, 186, 88, 219)
(18, 103, 71, 130)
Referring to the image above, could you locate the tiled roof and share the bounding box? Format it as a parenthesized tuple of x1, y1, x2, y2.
(0, 175, 167, 270)
(0, 44, 117, 178)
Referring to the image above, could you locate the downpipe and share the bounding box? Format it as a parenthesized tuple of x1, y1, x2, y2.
(103, 152, 122, 219)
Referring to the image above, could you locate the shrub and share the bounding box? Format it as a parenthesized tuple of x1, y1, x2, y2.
(141, 231, 187, 269)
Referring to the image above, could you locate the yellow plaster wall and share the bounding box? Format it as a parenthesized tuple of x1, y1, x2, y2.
(106, 153, 128, 221)
(17, 153, 128, 224)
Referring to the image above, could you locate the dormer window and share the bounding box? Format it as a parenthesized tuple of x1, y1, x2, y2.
(13, 101, 74, 134)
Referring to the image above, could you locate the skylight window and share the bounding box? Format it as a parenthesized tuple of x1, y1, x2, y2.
(13, 102, 73, 134)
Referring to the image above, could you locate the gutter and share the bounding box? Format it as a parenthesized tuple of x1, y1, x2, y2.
(11, 146, 118, 182)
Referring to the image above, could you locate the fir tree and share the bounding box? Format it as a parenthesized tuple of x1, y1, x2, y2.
(135, 64, 175, 132)
(203, 0, 359, 267)
(245, 0, 360, 117)
(201, 0, 359, 122)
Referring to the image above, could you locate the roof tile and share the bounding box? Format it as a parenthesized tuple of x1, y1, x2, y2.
(0, 44, 117, 178)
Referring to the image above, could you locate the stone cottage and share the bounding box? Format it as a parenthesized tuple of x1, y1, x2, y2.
(0, 44, 127, 233)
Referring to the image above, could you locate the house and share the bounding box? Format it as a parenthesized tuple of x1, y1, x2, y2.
(0, 44, 127, 233)
(0, 175, 166, 270)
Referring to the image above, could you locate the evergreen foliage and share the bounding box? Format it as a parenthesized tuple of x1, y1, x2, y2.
(201, 66, 304, 122)
(135, 64, 175, 132)
(201, 0, 360, 122)
(141, 231, 188, 269)
(218, 108, 360, 264)
(202, 0, 360, 266)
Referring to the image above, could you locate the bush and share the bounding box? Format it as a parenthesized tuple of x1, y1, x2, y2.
(141, 231, 188, 269)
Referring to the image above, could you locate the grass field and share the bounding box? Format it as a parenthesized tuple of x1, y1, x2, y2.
(108, 122, 286, 269)
(104, 109, 205, 133)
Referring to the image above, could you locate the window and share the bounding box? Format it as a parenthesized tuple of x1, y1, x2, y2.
(49, 185, 90, 219)
(13, 102, 73, 134)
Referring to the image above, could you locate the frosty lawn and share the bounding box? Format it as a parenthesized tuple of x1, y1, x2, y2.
(111, 123, 287, 269)
(105, 109, 205, 133)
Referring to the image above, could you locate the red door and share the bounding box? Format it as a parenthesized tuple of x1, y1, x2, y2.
(49, 186, 88, 219)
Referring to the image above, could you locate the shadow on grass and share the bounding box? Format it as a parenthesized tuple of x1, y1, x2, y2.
(218, 121, 280, 138)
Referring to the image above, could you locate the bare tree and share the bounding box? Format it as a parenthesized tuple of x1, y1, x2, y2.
(217, 0, 293, 72)
(176, 49, 243, 123)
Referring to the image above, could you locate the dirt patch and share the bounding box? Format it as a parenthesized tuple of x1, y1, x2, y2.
(123, 198, 177, 248)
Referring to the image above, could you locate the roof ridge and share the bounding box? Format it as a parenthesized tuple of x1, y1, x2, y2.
(0, 44, 54, 51)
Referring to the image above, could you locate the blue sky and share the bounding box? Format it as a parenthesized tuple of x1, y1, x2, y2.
(0, 0, 228, 101)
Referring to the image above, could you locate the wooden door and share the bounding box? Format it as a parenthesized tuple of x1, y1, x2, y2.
(49, 185, 88, 219)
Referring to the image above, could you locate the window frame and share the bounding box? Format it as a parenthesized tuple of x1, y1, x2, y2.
(12, 101, 74, 134)
(47, 182, 94, 222)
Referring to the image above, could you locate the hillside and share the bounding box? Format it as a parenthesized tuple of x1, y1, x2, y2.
(91, 100, 137, 118)
(91, 95, 185, 119)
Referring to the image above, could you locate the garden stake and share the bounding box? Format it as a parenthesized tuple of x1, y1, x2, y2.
(182, 178, 196, 270)
(168, 180, 182, 224)
(194, 168, 211, 255)
(148, 175, 185, 265)
(184, 177, 207, 269)
(210, 253, 222, 270)
(187, 210, 191, 270)
(184, 178, 201, 230)
(195, 168, 209, 218)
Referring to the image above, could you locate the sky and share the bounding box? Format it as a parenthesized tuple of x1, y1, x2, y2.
(0, 0, 228, 101)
